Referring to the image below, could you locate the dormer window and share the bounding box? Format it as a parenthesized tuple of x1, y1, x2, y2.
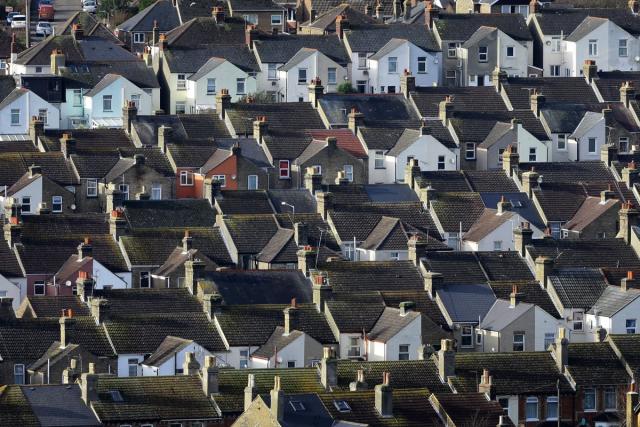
(289, 400, 305, 411)
(133, 32, 145, 44)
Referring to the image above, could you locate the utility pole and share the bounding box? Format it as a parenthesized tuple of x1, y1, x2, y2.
(25, 0, 30, 47)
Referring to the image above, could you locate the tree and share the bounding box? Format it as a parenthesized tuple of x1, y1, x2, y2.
(337, 82, 356, 94)
(238, 91, 275, 104)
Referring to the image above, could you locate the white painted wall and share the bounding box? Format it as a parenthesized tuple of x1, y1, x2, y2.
(587, 295, 640, 337)
(533, 306, 565, 351)
(250, 334, 306, 369)
(366, 314, 422, 361)
(92, 259, 128, 289)
(141, 341, 212, 376)
(357, 249, 408, 261)
(370, 42, 440, 92)
(186, 60, 256, 110)
(462, 213, 544, 252)
(0, 177, 43, 215)
(0, 90, 59, 134)
(278, 51, 347, 102)
(568, 115, 605, 161)
(0, 274, 21, 310)
(117, 353, 145, 377)
(84, 76, 153, 125)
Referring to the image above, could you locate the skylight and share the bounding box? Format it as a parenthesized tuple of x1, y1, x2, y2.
(289, 400, 305, 411)
(333, 400, 351, 413)
(108, 390, 123, 402)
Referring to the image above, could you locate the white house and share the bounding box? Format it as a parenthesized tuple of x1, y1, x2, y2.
(277, 48, 347, 102)
(0, 168, 74, 216)
(367, 38, 441, 93)
(0, 88, 59, 134)
(0, 276, 21, 310)
(568, 111, 605, 161)
(364, 304, 422, 361)
(477, 120, 548, 170)
(249, 326, 324, 368)
(586, 281, 640, 339)
(141, 336, 214, 376)
(187, 57, 257, 111)
(83, 74, 154, 128)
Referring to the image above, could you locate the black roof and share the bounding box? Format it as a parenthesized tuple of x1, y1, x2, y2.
(254, 33, 350, 64)
(534, 8, 640, 36)
(503, 77, 598, 110)
(435, 13, 533, 41)
(345, 24, 440, 53)
(319, 93, 421, 128)
(118, 0, 180, 32)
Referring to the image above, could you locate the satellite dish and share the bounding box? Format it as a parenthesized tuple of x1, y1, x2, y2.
(65, 280, 72, 287)
(635, 56, 640, 62)
(70, 204, 76, 210)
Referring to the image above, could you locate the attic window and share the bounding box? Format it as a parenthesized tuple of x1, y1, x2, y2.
(333, 400, 351, 413)
(108, 390, 123, 402)
(289, 400, 305, 411)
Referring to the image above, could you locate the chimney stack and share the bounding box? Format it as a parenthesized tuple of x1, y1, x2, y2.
(403, 0, 411, 21)
(497, 195, 512, 215)
(308, 77, 324, 108)
(529, 0, 540, 14)
(270, 376, 285, 422)
(405, 158, 421, 189)
(621, 270, 637, 291)
(80, 367, 99, 404)
(622, 161, 639, 188)
(283, 299, 298, 335)
(439, 96, 454, 123)
(478, 368, 492, 396)
(72, 23, 84, 40)
(183, 351, 200, 375)
(347, 108, 365, 134)
(320, 347, 338, 389)
(521, 168, 540, 198)
(617, 201, 640, 244)
(29, 116, 45, 145)
(399, 301, 415, 316)
(424, 271, 444, 298)
(216, 89, 231, 118)
(437, 339, 455, 381)
(212, 6, 225, 23)
(63, 359, 80, 384)
(376, 1, 383, 19)
(182, 230, 193, 252)
(600, 185, 616, 203)
(60, 133, 76, 159)
(530, 90, 545, 117)
(304, 166, 323, 194)
(621, 81, 637, 108)
(407, 235, 428, 266)
(375, 372, 393, 417)
(3, 198, 23, 248)
(202, 356, 219, 396)
(400, 70, 416, 98)
(50, 49, 65, 75)
(312, 272, 332, 312)
(335, 13, 349, 39)
(244, 374, 257, 411)
(392, 0, 401, 19)
(76, 271, 95, 302)
(59, 315, 75, 348)
(509, 285, 521, 307)
(253, 116, 268, 142)
(91, 298, 110, 324)
(29, 164, 42, 178)
(491, 67, 508, 91)
(78, 237, 92, 259)
(535, 256, 553, 287)
(185, 258, 206, 295)
(316, 191, 334, 220)
(158, 33, 168, 51)
(109, 208, 127, 241)
(152, 20, 159, 45)
(297, 246, 317, 276)
(122, 101, 137, 135)
(513, 222, 533, 257)
(601, 143, 618, 167)
(245, 25, 257, 49)
(554, 327, 569, 373)
(627, 383, 639, 427)
(349, 369, 368, 391)
(583, 60, 597, 83)
(424, 0, 438, 28)
(294, 222, 308, 246)
(0, 298, 16, 321)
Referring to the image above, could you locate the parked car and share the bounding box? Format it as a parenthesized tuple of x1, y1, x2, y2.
(6, 12, 19, 24)
(10, 15, 26, 28)
(36, 21, 53, 36)
(38, 4, 54, 20)
(82, 1, 96, 12)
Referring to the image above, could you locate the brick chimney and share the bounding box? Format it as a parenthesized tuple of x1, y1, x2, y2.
(437, 339, 455, 381)
(253, 116, 268, 142)
(478, 368, 492, 396)
(502, 145, 519, 177)
(617, 201, 640, 244)
(297, 246, 317, 276)
(158, 33, 168, 51)
(312, 271, 331, 311)
(76, 271, 95, 302)
(77, 237, 92, 259)
(622, 161, 639, 188)
(408, 234, 428, 266)
(91, 298, 110, 324)
(349, 369, 368, 391)
(59, 315, 75, 348)
(4, 199, 23, 248)
(491, 67, 507, 91)
(535, 256, 553, 287)
(529, 0, 540, 14)
(424, 271, 443, 298)
(122, 101, 137, 135)
(320, 347, 338, 389)
(245, 25, 258, 49)
(60, 133, 76, 158)
(438, 96, 454, 123)
(216, 89, 231, 118)
(158, 125, 172, 153)
(583, 60, 597, 83)
(375, 372, 393, 417)
(530, 90, 545, 117)
(284, 299, 298, 335)
(185, 258, 206, 295)
(244, 374, 257, 410)
(424, 0, 438, 28)
(63, 359, 80, 384)
(601, 144, 618, 167)
(304, 166, 323, 194)
(212, 6, 225, 23)
(201, 356, 219, 396)
(513, 222, 533, 257)
(497, 195, 512, 215)
(399, 301, 415, 316)
(109, 208, 127, 240)
(347, 108, 365, 134)
(308, 77, 324, 108)
(183, 351, 200, 375)
(0, 298, 15, 321)
(554, 327, 569, 373)
(521, 168, 540, 198)
(631, 0, 640, 14)
(419, 185, 437, 209)
(50, 49, 65, 75)
(400, 70, 416, 99)
(405, 158, 420, 189)
(29, 116, 44, 145)
(270, 376, 285, 421)
(316, 191, 334, 220)
(72, 23, 84, 40)
(621, 270, 637, 291)
(80, 364, 99, 404)
(336, 13, 349, 39)
(627, 383, 639, 427)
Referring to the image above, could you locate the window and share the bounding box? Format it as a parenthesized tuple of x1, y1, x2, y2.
(102, 95, 112, 112)
(248, 175, 258, 190)
(38, 108, 48, 125)
(529, 147, 537, 162)
(356, 80, 367, 93)
(588, 39, 598, 56)
(603, 386, 617, 410)
(328, 67, 337, 84)
(506, 46, 515, 57)
(557, 134, 567, 150)
(52, 196, 62, 213)
(119, 184, 129, 200)
(22, 196, 31, 214)
(446, 70, 456, 85)
(544, 333, 555, 349)
(133, 32, 145, 43)
(465, 143, 476, 160)
(498, 397, 509, 414)
(151, 185, 162, 200)
(374, 151, 384, 169)
(417, 57, 427, 73)
(36, 66, 43, 73)
(447, 42, 457, 58)
(513, 332, 525, 351)
(140, 272, 150, 288)
(493, 241, 502, 251)
(72, 89, 82, 107)
(388, 56, 398, 73)
(398, 344, 410, 360)
(390, 252, 400, 261)
(10, 108, 19, 125)
(358, 52, 368, 69)
(438, 155, 445, 170)
(236, 78, 246, 94)
(525, 397, 539, 421)
(311, 165, 322, 175)
(14, 364, 25, 384)
(213, 174, 226, 187)
(242, 14, 258, 24)
(620, 137, 630, 153)
(546, 396, 558, 420)
(619, 39, 628, 57)
(478, 46, 488, 62)
(180, 170, 194, 186)
(177, 74, 186, 90)
(130, 94, 140, 109)
(349, 337, 361, 357)
(334, 400, 352, 412)
(626, 319, 637, 334)
(387, 86, 396, 94)
(279, 160, 290, 178)
(550, 65, 560, 76)
(240, 350, 249, 368)
(175, 102, 186, 114)
(271, 14, 282, 25)
(287, 360, 296, 368)
(551, 36, 561, 53)
(87, 179, 98, 197)
(461, 325, 473, 347)
(476, 330, 483, 345)
(573, 311, 584, 331)
(268, 63, 277, 80)
(344, 165, 353, 182)
(583, 388, 596, 411)
(298, 68, 307, 84)
(588, 137, 597, 153)
(206, 78, 216, 95)
(34, 281, 45, 295)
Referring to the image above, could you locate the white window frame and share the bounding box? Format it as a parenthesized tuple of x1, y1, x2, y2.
(151, 185, 162, 200)
(279, 160, 290, 179)
(398, 344, 410, 360)
(270, 14, 282, 25)
(588, 39, 598, 57)
(550, 65, 560, 77)
(619, 136, 630, 153)
(268, 63, 277, 80)
(175, 102, 186, 114)
(344, 165, 353, 182)
(583, 387, 596, 411)
(72, 89, 82, 107)
(437, 155, 445, 170)
(573, 311, 584, 331)
(177, 74, 186, 90)
(493, 240, 502, 251)
(311, 164, 322, 175)
(529, 147, 537, 162)
(87, 179, 98, 197)
(551, 36, 561, 53)
(52, 196, 62, 213)
(102, 95, 113, 112)
(240, 350, 249, 368)
(358, 52, 368, 69)
(513, 332, 525, 351)
(544, 332, 554, 349)
(388, 56, 398, 73)
(588, 137, 597, 153)
(447, 42, 458, 58)
(506, 46, 515, 58)
(328, 67, 337, 85)
(626, 318, 637, 334)
(546, 396, 558, 420)
(34, 280, 45, 295)
(348, 337, 361, 358)
(417, 56, 427, 73)
(11, 108, 20, 125)
(140, 271, 151, 288)
(119, 184, 129, 200)
(461, 325, 473, 348)
(236, 78, 246, 94)
(38, 108, 48, 125)
(478, 46, 488, 62)
(206, 78, 216, 95)
(374, 151, 385, 169)
(22, 196, 31, 213)
(297, 68, 307, 85)
(242, 14, 258, 24)
(180, 170, 194, 186)
(557, 134, 567, 151)
(128, 358, 138, 377)
(14, 364, 25, 384)
(248, 175, 258, 190)
(213, 174, 226, 187)
(619, 39, 628, 57)
(465, 143, 476, 160)
(525, 397, 539, 421)
(133, 32, 145, 43)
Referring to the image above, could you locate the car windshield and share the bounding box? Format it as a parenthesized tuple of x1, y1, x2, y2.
(39, 22, 50, 27)
(13, 16, 25, 20)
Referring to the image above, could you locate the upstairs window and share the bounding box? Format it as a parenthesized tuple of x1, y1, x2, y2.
(268, 63, 277, 80)
(513, 332, 525, 351)
(102, 95, 112, 112)
(297, 68, 307, 85)
(506, 46, 515, 57)
(448, 42, 458, 58)
(417, 57, 427, 73)
(177, 74, 186, 90)
(279, 160, 290, 178)
(180, 170, 194, 186)
(626, 318, 637, 334)
(236, 78, 246, 95)
(358, 52, 368, 69)
(588, 39, 598, 56)
(388, 56, 398, 73)
(619, 39, 628, 57)
(551, 36, 561, 53)
(271, 14, 282, 26)
(14, 364, 25, 384)
(206, 78, 216, 95)
(478, 46, 488, 62)
(52, 196, 62, 213)
(328, 67, 337, 84)
(11, 108, 20, 125)
(398, 344, 410, 360)
(133, 32, 145, 43)
(87, 179, 98, 197)
(583, 388, 596, 411)
(461, 325, 473, 347)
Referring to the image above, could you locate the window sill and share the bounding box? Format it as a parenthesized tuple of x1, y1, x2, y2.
(279, 177, 291, 180)
(180, 183, 195, 187)
(176, 88, 186, 91)
(525, 419, 539, 422)
(374, 167, 386, 170)
(297, 82, 307, 85)
(207, 92, 216, 96)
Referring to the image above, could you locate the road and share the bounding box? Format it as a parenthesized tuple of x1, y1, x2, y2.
(27, 0, 83, 45)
